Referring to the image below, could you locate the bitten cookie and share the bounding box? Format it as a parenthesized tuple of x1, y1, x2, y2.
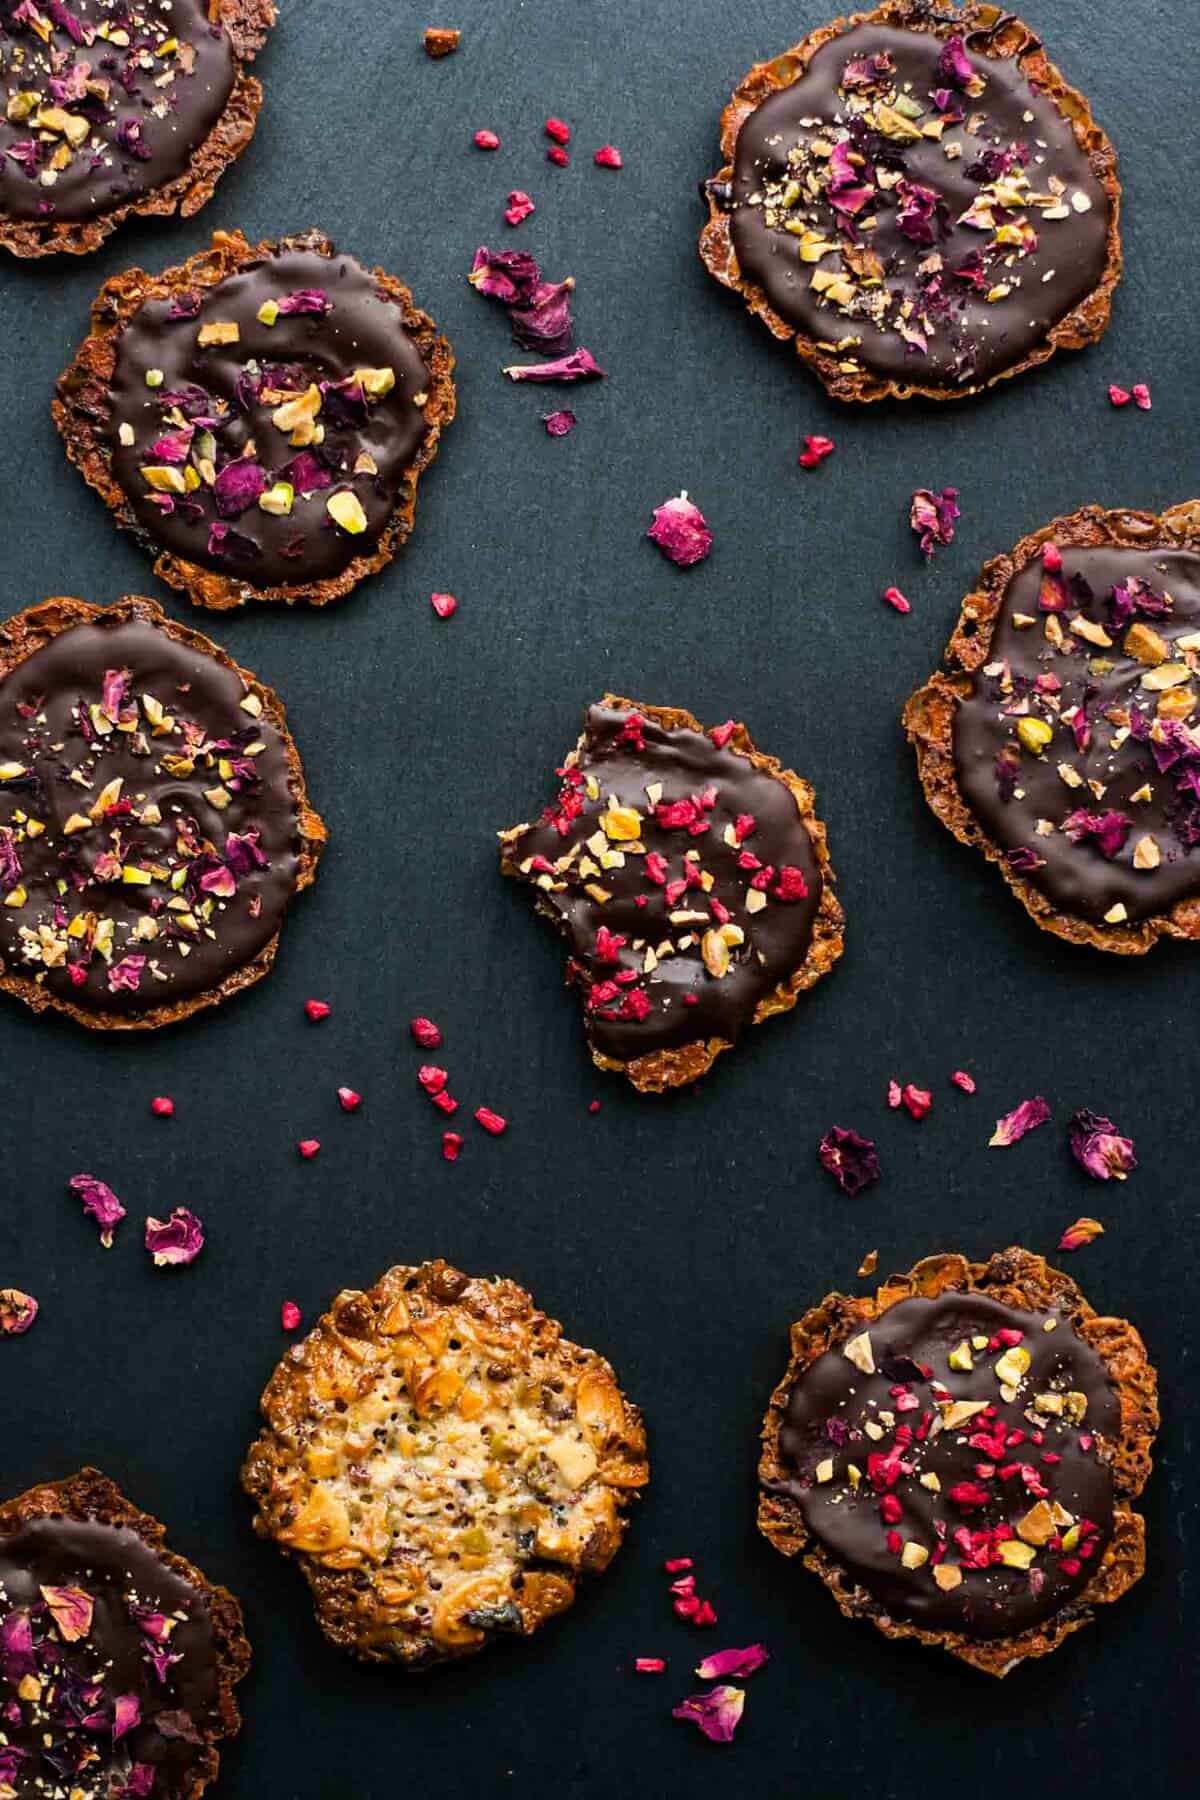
(241, 1261, 649, 1671)
(759, 1248, 1157, 1676)
(700, 2, 1120, 402)
(0, 594, 324, 1028)
(54, 229, 456, 610)
(0, 0, 273, 260)
(0, 1467, 250, 1797)
(904, 502, 1200, 952)
(500, 697, 843, 1092)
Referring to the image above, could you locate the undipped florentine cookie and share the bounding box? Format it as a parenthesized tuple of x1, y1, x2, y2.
(0, 0, 273, 260)
(501, 697, 843, 1092)
(0, 594, 324, 1028)
(0, 1467, 250, 1797)
(55, 229, 456, 610)
(241, 1261, 649, 1671)
(759, 1247, 1157, 1675)
(700, 2, 1120, 402)
(904, 502, 1200, 952)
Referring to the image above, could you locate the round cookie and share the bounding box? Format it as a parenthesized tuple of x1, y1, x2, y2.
(759, 1248, 1157, 1675)
(699, 2, 1120, 402)
(0, 1467, 250, 1797)
(54, 229, 456, 610)
(0, 0, 273, 260)
(0, 594, 324, 1028)
(241, 1261, 649, 1671)
(905, 501, 1200, 952)
(500, 696, 844, 1093)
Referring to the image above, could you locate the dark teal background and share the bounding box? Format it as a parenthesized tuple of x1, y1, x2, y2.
(0, 3, 1194, 1795)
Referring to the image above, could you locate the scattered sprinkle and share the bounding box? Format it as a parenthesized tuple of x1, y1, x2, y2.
(672, 1686, 745, 1744)
(544, 116, 571, 144)
(337, 1087, 362, 1113)
(887, 1079, 902, 1108)
(1108, 384, 1131, 407)
(144, 1208, 205, 1268)
(473, 129, 500, 150)
(817, 1127, 880, 1196)
(1132, 382, 1152, 410)
(910, 486, 960, 558)
(900, 1083, 932, 1120)
(410, 1016, 442, 1048)
(883, 585, 911, 614)
(304, 999, 331, 1023)
(542, 409, 577, 436)
(647, 491, 713, 567)
(442, 1131, 464, 1162)
(418, 1065, 448, 1096)
(799, 433, 835, 470)
(150, 1096, 175, 1118)
(635, 1656, 666, 1673)
(950, 1069, 976, 1093)
(663, 1557, 693, 1573)
(0, 1289, 38, 1335)
(475, 1106, 507, 1135)
(280, 1301, 302, 1331)
(547, 145, 570, 167)
(68, 1174, 126, 1249)
(298, 1139, 321, 1160)
(1058, 1216, 1105, 1252)
(594, 144, 623, 168)
(505, 189, 536, 227)
(1068, 1109, 1136, 1181)
(430, 591, 458, 619)
(989, 1095, 1051, 1147)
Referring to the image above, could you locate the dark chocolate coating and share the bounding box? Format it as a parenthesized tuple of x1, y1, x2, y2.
(0, 615, 300, 1012)
(0, 1516, 218, 1794)
(0, 0, 236, 226)
(103, 248, 433, 587)
(773, 1293, 1119, 1638)
(729, 22, 1109, 388)
(508, 704, 822, 1062)
(954, 546, 1200, 923)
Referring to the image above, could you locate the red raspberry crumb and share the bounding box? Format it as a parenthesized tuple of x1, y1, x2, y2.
(683, 993, 698, 1006)
(709, 719, 736, 748)
(281, 1301, 301, 1331)
(883, 586, 911, 613)
(663, 1558, 693, 1572)
(887, 1079, 902, 1108)
(150, 1096, 174, 1118)
(547, 145, 569, 166)
(298, 1139, 321, 1159)
(474, 129, 500, 150)
(634, 1657, 665, 1673)
(432, 1090, 459, 1115)
(505, 189, 535, 226)
(588, 1100, 600, 1113)
(442, 1131, 464, 1162)
(799, 434, 835, 469)
(594, 144, 623, 168)
(410, 1016, 442, 1048)
(951, 1069, 976, 1094)
(1108, 384, 1131, 406)
(1132, 382, 1152, 410)
(430, 591, 458, 619)
(901, 1083, 932, 1120)
(418, 1065, 448, 1095)
(475, 1106, 507, 1135)
(1042, 540, 1063, 572)
(304, 999, 331, 1022)
(337, 1087, 362, 1112)
(544, 116, 571, 144)
(691, 1600, 717, 1627)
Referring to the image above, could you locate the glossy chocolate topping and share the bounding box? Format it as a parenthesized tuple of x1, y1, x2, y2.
(954, 545, 1200, 924)
(0, 1516, 219, 1796)
(507, 704, 822, 1063)
(729, 22, 1109, 388)
(772, 1292, 1118, 1638)
(103, 247, 433, 588)
(0, 0, 237, 226)
(0, 613, 301, 1012)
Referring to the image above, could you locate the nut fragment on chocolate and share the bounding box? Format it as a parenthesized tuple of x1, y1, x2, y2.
(904, 502, 1200, 952)
(54, 229, 457, 610)
(0, 594, 324, 1029)
(699, 2, 1120, 402)
(241, 1260, 648, 1671)
(500, 697, 844, 1093)
(0, 0, 274, 260)
(759, 1248, 1157, 1675)
(0, 1467, 250, 1796)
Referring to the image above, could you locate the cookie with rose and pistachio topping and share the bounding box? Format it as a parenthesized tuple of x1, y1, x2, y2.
(0, 593, 324, 1029)
(759, 1247, 1157, 1676)
(0, 1467, 250, 1797)
(0, 0, 273, 260)
(699, 2, 1120, 403)
(500, 697, 844, 1093)
(54, 229, 456, 610)
(241, 1260, 649, 1671)
(904, 502, 1200, 952)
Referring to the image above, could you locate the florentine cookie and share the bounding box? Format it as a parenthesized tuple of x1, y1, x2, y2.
(0, 0, 273, 260)
(500, 697, 843, 1093)
(0, 1467, 250, 1797)
(0, 594, 324, 1028)
(54, 229, 457, 610)
(700, 2, 1120, 402)
(759, 1247, 1157, 1675)
(904, 502, 1200, 952)
(241, 1261, 649, 1671)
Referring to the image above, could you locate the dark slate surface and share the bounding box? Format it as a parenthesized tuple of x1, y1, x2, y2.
(0, 3, 1194, 1795)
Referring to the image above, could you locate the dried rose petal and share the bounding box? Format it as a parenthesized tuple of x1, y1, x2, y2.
(276, 289, 331, 317)
(442, 1131, 464, 1162)
(817, 1127, 880, 1197)
(695, 1644, 769, 1681)
(410, 1016, 442, 1048)
(503, 348, 603, 383)
(594, 144, 623, 168)
(304, 999, 331, 1022)
(910, 486, 960, 557)
(144, 1208, 205, 1267)
(68, 1174, 126, 1249)
(1108, 383, 1131, 406)
(1059, 1216, 1105, 1252)
(430, 591, 458, 619)
(40, 1584, 94, 1643)
(151, 1096, 175, 1118)
(799, 434, 835, 470)
(473, 129, 500, 151)
(635, 1656, 666, 1673)
(883, 585, 911, 613)
(468, 246, 541, 305)
(298, 1139, 321, 1159)
(647, 491, 713, 567)
(672, 1685, 746, 1744)
(510, 277, 575, 352)
(280, 1301, 302, 1330)
(504, 189, 536, 226)
(1068, 1109, 1136, 1181)
(337, 1087, 362, 1112)
(901, 1083, 932, 1120)
(1132, 383, 1152, 410)
(475, 1106, 507, 1135)
(542, 409, 577, 436)
(0, 1288, 38, 1335)
(989, 1096, 1050, 1147)
(113, 1694, 142, 1741)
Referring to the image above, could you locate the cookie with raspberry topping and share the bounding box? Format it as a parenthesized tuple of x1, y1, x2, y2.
(759, 1247, 1157, 1675)
(700, 2, 1120, 403)
(0, 593, 324, 1029)
(0, 0, 273, 260)
(904, 501, 1200, 952)
(241, 1260, 649, 1671)
(0, 1467, 250, 1797)
(500, 697, 844, 1093)
(54, 229, 456, 610)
